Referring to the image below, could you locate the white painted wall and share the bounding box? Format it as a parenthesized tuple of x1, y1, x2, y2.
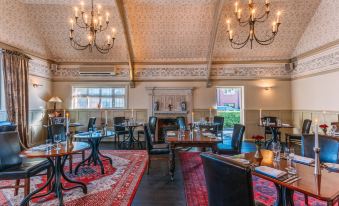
(29, 75, 53, 110)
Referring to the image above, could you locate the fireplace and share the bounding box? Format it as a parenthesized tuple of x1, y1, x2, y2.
(157, 118, 178, 142)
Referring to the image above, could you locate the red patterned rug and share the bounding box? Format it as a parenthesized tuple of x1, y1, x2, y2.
(179, 152, 334, 206)
(0, 150, 147, 206)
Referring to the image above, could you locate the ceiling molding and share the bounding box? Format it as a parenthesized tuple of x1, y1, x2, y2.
(293, 39, 339, 61)
(115, 0, 135, 88)
(205, 0, 225, 88)
(57, 61, 130, 66)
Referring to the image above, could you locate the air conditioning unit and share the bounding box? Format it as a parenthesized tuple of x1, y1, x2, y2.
(78, 66, 117, 77)
(79, 71, 117, 76)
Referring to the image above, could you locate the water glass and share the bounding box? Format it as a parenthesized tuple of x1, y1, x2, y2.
(45, 139, 53, 152)
(283, 147, 290, 159)
(53, 135, 61, 150)
(89, 128, 93, 136)
(271, 142, 281, 162)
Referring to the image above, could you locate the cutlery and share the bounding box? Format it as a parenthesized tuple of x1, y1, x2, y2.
(285, 177, 301, 184)
(282, 175, 297, 183)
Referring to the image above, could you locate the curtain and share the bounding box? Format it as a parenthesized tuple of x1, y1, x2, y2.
(2, 50, 30, 148)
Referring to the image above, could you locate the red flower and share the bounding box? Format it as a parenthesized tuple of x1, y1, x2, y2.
(252, 135, 265, 141)
(319, 124, 328, 129)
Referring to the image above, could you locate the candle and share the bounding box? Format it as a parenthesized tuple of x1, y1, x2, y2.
(112, 28, 116, 38)
(314, 120, 319, 148)
(106, 12, 109, 22)
(229, 30, 233, 40)
(105, 110, 108, 125)
(66, 113, 69, 134)
(209, 107, 212, 117)
(276, 11, 281, 23)
(249, 0, 252, 4)
(97, 4, 101, 15)
(265, 0, 269, 4)
(226, 19, 231, 31)
(191, 112, 194, 124)
(237, 9, 242, 19)
(70, 19, 74, 30)
(63, 109, 66, 117)
(84, 14, 88, 24)
(132, 108, 134, 118)
(80, 1, 84, 12)
(74, 7, 78, 18)
(234, 2, 238, 13)
(259, 108, 262, 125)
(272, 21, 277, 32)
(99, 16, 102, 27)
(251, 9, 255, 21)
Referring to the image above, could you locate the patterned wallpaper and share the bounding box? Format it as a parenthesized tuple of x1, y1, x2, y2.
(293, 0, 339, 57)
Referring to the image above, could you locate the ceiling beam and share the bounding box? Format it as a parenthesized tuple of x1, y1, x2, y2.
(205, 0, 226, 87)
(115, 0, 135, 88)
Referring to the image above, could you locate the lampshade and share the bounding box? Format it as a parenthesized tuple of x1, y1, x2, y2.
(48, 96, 63, 103)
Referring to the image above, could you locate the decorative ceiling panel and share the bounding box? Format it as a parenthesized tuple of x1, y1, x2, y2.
(213, 0, 321, 61)
(123, 0, 217, 62)
(26, 3, 129, 62)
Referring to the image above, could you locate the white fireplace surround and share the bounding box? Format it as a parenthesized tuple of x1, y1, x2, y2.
(146, 87, 194, 122)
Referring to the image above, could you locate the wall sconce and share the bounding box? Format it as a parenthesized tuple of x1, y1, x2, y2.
(32, 83, 43, 88)
(264, 87, 272, 91)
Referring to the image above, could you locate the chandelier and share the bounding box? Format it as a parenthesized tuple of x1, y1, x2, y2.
(69, 0, 117, 54)
(226, 0, 281, 49)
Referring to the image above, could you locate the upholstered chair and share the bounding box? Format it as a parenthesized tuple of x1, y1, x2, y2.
(217, 124, 245, 155)
(176, 116, 187, 130)
(137, 116, 157, 146)
(212, 116, 224, 137)
(113, 117, 129, 146)
(0, 121, 17, 132)
(144, 125, 169, 174)
(286, 119, 312, 147)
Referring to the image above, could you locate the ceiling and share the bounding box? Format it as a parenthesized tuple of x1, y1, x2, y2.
(20, 0, 321, 63)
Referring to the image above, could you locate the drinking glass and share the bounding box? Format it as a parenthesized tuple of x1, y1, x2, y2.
(46, 139, 53, 152)
(271, 142, 281, 161)
(89, 127, 93, 137)
(283, 147, 290, 159)
(287, 147, 297, 174)
(53, 135, 61, 150)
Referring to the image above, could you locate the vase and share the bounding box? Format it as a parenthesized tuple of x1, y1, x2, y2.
(322, 128, 327, 135)
(254, 145, 263, 159)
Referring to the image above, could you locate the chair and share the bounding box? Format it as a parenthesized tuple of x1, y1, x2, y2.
(301, 134, 339, 163)
(0, 121, 17, 132)
(47, 124, 84, 173)
(0, 131, 51, 200)
(144, 125, 169, 174)
(176, 116, 187, 130)
(87, 117, 96, 131)
(137, 116, 157, 145)
(217, 124, 245, 155)
(286, 119, 312, 147)
(48, 117, 65, 125)
(261, 116, 281, 143)
(113, 117, 129, 146)
(201, 153, 264, 206)
(212, 116, 224, 137)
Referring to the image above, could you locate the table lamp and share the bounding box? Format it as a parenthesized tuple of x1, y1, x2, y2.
(48, 96, 63, 111)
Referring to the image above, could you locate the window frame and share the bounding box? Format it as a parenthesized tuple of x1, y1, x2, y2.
(71, 85, 128, 109)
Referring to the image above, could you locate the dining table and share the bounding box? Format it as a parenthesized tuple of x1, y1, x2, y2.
(118, 122, 143, 149)
(228, 149, 339, 206)
(20, 141, 90, 206)
(73, 130, 114, 174)
(166, 130, 222, 181)
(259, 123, 293, 149)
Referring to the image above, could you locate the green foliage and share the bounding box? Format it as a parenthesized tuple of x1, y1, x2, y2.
(217, 111, 241, 128)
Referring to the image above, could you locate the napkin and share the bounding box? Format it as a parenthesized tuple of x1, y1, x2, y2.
(324, 163, 339, 170)
(293, 155, 314, 164)
(167, 132, 176, 136)
(202, 132, 214, 136)
(282, 123, 290, 127)
(255, 166, 287, 178)
(30, 144, 49, 151)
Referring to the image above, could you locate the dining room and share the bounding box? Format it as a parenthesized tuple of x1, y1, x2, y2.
(1, 0, 339, 205)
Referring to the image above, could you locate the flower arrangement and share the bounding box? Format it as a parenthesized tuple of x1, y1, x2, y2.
(252, 135, 265, 159)
(319, 124, 328, 135)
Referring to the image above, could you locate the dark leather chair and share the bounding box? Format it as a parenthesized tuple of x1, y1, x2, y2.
(0, 131, 51, 199)
(137, 116, 157, 145)
(48, 117, 65, 125)
(286, 119, 312, 147)
(201, 152, 264, 206)
(113, 117, 129, 145)
(87, 117, 96, 131)
(217, 124, 245, 155)
(144, 125, 169, 174)
(176, 116, 187, 130)
(0, 121, 17, 132)
(261, 116, 281, 143)
(212, 116, 224, 137)
(302, 134, 339, 163)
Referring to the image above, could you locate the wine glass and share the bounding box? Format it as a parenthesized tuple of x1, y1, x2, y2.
(46, 139, 53, 152)
(53, 135, 61, 150)
(271, 142, 281, 162)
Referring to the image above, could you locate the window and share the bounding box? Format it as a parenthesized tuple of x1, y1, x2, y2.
(223, 88, 236, 95)
(72, 87, 127, 109)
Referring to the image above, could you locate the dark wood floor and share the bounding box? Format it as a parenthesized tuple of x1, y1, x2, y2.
(100, 137, 259, 206)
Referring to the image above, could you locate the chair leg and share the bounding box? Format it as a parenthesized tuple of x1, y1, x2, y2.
(82, 150, 85, 161)
(24, 178, 30, 196)
(304, 194, 309, 205)
(47, 167, 52, 191)
(147, 156, 151, 175)
(14, 179, 20, 196)
(69, 155, 73, 173)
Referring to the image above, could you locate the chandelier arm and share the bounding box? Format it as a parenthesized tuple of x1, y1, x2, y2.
(75, 20, 88, 29)
(230, 34, 250, 46)
(239, 21, 250, 27)
(230, 39, 249, 49)
(253, 32, 277, 44)
(71, 38, 90, 49)
(70, 41, 89, 50)
(255, 12, 268, 22)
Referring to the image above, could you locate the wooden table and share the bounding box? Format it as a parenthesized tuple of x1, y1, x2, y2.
(236, 150, 339, 206)
(166, 131, 222, 181)
(20, 142, 90, 206)
(119, 122, 143, 149)
(259, 124, 293, 149)
(73, 131, 114, 174)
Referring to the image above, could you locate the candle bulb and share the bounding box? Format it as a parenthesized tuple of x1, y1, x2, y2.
(84, 14, 88, 24)
(107, 35, 111, 45)
(237, 9, 242, 19)
(99, 16, 102, 27)
(272, 21, 277, 32)
(314, 121, 319, 148)
(112, 28, 116, 38)
(229, 30, 233, 40)
(265, 0, 269, 4)
(235, 2, 238, 13)
(70, 19, 74, 30)
(226, 19, 231, 31)
(276, 11, 281, 23)
(249, 0, 252, 4)
(80, 1, 84, 12)
(74, 7, 78, 18)
(97, 4, 101, 15)
(106, 12, 109, 22)
(191, 112, 194, 124)
(63, 109, 66, 117)
(251, 9, 256, 21)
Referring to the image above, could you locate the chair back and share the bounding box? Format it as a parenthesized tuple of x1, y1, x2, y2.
(201, 153, 255, 206)
(114, 117, 126, 132)
(213, 116, 224, 132)
(261, 116, 277, 133)
(302, 134, 339, 163)
(49, 117, 65, 125)
(143, 125, 153, 152)
(87, 117, 96, 131)
(301, 119, 312, 134)
(0, 131, 23, 171)
(149, 116, 158, 136)
(47, 124, 66, 143)
(0, 121, 17, 132)
(176, 116, 187, 130)
(231, 124, 246, 153)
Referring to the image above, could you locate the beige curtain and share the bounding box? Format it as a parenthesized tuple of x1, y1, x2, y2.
(2, 50, 30, 148)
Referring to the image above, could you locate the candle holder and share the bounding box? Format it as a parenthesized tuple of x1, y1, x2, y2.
(314, 147, 321, 175)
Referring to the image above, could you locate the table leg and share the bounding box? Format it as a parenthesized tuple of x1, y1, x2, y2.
(266, 127, 280, 149)
(169, 144, 176, 181)
(92, 139, 105, 174)
(75, 140, 95, 175)
(60, 156, 87, 193)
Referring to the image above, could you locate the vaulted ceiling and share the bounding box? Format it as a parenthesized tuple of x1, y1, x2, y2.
(19, 0, 321, 63)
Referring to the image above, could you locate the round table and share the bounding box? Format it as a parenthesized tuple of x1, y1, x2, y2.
(20, 142, 90, 206)
(73, 131, 115, 175)
(258, 124, 293, 149)
(118, 122, 143, 149)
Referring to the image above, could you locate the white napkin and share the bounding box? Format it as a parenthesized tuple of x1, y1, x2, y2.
(202, 132, 214, 136)
(167, 132, 176, 136)
(324, 163, 339, 170)
(282, 123, 290, 127)
(293, 155, 314, 164)
(30, 144, 48, 151)
(255, 166, 287, 178)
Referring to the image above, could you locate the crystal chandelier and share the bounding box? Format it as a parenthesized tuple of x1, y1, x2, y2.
(69, 0, 117, 54)
(226, 0, 282, 49)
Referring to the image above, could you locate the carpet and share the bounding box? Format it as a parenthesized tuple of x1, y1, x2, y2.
(179, 152, 333, 206)
(0, 150, 147, 206)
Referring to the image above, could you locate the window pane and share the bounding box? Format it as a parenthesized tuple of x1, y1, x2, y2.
(88, 97, 100, 108)
(114, 97, 125, 108)
(75, 97, 88, 108)
(114, 88, 125, 95)
(88, 88, 100, 96)
(75, 88, 87, 96)
(101, 88, 112, 96)
(101, 98, 112, 108)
